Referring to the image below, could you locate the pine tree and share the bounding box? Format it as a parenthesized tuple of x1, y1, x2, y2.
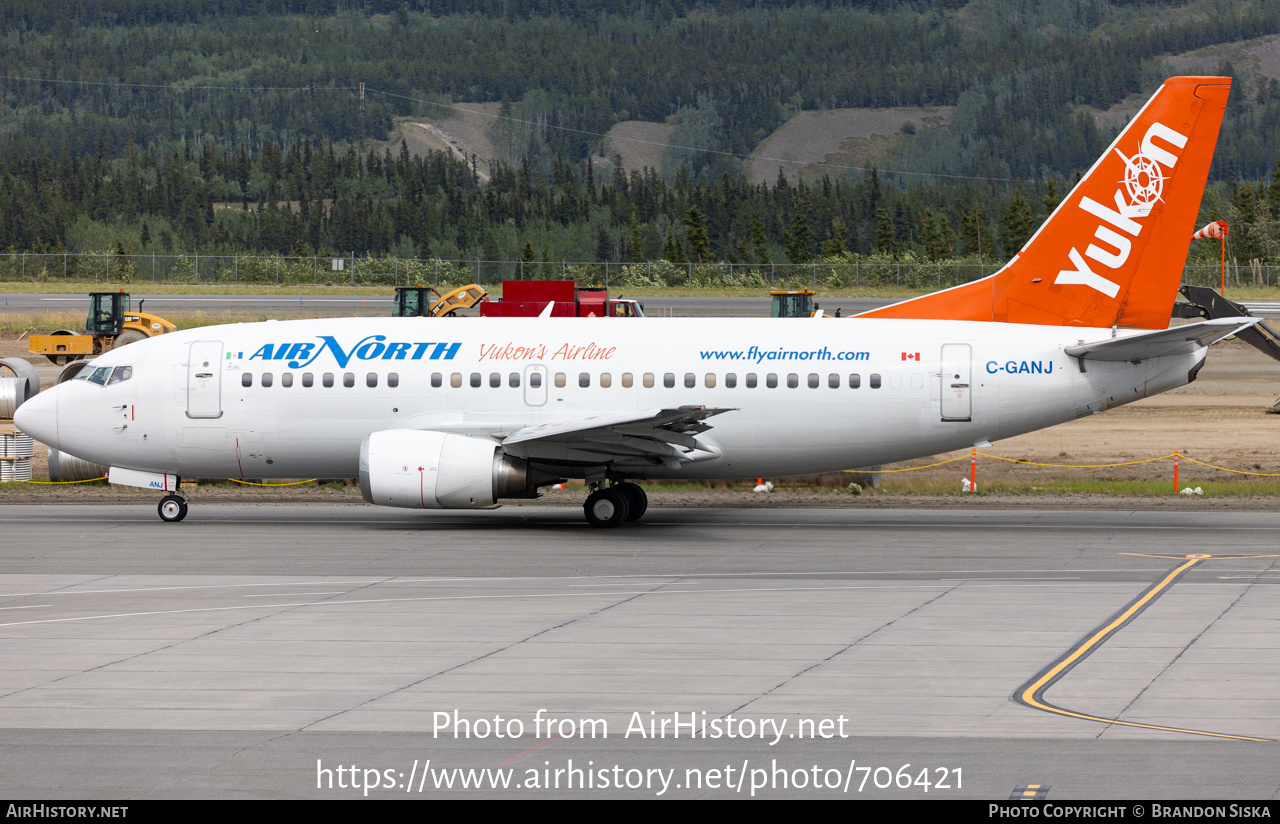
(821, 217, 847, 257)
(665, 227, 686, 264)
(960, 203, 994, 262)
(684, 205, 711, 262)
(874, 207, 895, 257)
(750, 213, 771, 264)
(920, 210, 945, 262)
(1043, 179, 1060, 214)
(596, 224, 615, 262)
(1003, 191, 1034, 256)
(785, 209, 813, 264)
(630, 208, 643, 263)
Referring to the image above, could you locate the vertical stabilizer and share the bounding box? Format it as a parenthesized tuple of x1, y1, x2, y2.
(858, 77, 1231, 329)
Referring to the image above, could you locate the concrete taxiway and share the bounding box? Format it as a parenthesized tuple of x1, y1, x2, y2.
(0, 505, 1276, 799)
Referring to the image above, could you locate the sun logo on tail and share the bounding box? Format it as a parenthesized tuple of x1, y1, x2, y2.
(1114, 149, 1167, 213)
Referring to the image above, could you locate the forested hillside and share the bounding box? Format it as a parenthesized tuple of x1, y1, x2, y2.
(3, 0, 1280, 265)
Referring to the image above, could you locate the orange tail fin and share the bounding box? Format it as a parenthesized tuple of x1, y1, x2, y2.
(859, 76, 1230, 329)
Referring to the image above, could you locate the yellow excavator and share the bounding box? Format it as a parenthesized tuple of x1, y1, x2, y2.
(28, 291, 176, 365)
(393, 284, 488, 317)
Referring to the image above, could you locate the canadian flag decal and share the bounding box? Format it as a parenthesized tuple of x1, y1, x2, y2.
(901, 352, 920, 361)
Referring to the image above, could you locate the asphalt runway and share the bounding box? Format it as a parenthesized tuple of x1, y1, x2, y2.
(0, 505, 1276, 799)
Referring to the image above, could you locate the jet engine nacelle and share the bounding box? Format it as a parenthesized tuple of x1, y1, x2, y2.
(359, 429, 533, 509)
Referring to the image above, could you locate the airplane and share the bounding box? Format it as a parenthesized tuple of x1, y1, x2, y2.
(14, 76, 1254, 527)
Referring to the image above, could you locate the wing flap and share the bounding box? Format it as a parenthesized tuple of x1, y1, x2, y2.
(501, 406, 734, 465)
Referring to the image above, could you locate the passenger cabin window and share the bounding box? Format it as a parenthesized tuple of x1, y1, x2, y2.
(705, 373, 716, 388)
(600, 373, 612, 388)
(849, 374, 860, 389)
(261, 372, 273, 388)
(431, 372, 442, 388)
(282, 373, 293, 388)
(808, 373, 819, 389)
(555, 373, 567, 388)
(367, 373, 378, 388)
(725, 373, 737, 388)
(787, 373, 798, 389)
(343, 372, 355, 388)
(302, 372, 314, 387)
(746, 373, 757, 388)
(470, 372, 481, 388)
(828, 373, 839, 389)
(579, 372, 591, 388)
(622, 373, 633, 388)
(684, 373, 695, 388)
(323, 373, 334, 388)
(870, 373, 882, 389)
(242, 373, 253, 387)
(530, 372, 542, 388)
(664, 373, 675, 388)
(509, 373, 520, 388)
(643, 373, 654, 388)
(388, 373, 399, 388)
(766, 373, 778, 389)
(451, 373, 462, 388)
(490, 372, 501, 388)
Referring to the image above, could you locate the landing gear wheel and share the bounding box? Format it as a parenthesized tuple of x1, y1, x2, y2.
(616, 483, 648, 522)
(584, 487, 630, 528)
(158, 494, 188, 523)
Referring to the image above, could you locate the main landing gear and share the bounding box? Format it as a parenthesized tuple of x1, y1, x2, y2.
(583, 482, 648, 528)
(158, 491, 189, 523)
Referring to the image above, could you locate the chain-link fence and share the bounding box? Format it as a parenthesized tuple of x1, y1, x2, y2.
(0, 252, 1270, 291)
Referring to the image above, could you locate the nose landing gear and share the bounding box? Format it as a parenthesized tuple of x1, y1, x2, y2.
(158, 492, 189, 523)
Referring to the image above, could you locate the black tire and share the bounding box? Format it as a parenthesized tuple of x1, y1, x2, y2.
(113, 330, 147, 349)
(616, 483, 648, 521)
(158, 495, 188, 523)
(584, 487, 630, 528)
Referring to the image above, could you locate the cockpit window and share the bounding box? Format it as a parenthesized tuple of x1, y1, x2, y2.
(72, 365, 91, 380)
(87, 367, 111, 386)
(107, 366, 133, 385)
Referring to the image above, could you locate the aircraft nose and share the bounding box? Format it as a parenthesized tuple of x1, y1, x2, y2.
(14, 385, 58, 449)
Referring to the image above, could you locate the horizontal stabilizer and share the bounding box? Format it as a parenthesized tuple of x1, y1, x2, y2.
(1064, 318, 1256, 362)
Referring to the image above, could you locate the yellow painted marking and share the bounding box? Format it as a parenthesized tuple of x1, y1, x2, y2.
(1017, 553, 1276, 742)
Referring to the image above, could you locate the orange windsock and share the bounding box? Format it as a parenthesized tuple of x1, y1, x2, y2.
(1192, 220, 1228, 240)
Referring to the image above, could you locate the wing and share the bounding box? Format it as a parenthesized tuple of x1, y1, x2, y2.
(1064, 318, 1256, 363)
(500, 406, 735, 469)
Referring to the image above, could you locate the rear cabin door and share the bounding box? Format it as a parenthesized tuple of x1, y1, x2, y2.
(939, 344, 972, 422)
(187, 341, 224, 419)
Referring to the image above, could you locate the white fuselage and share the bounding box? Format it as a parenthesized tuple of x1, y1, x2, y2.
(19, 315, 1204, 485)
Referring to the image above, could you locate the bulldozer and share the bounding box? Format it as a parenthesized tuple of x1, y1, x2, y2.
(28, 291, 176, 365)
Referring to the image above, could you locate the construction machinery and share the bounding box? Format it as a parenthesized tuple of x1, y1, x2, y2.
(28, 292, 176, 365)
(393, 284, 489, 317)
(395, 281, 644, 318)
(771, 289, 817, 318)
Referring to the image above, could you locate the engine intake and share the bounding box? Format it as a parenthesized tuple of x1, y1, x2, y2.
(359, 430, 534, 509)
